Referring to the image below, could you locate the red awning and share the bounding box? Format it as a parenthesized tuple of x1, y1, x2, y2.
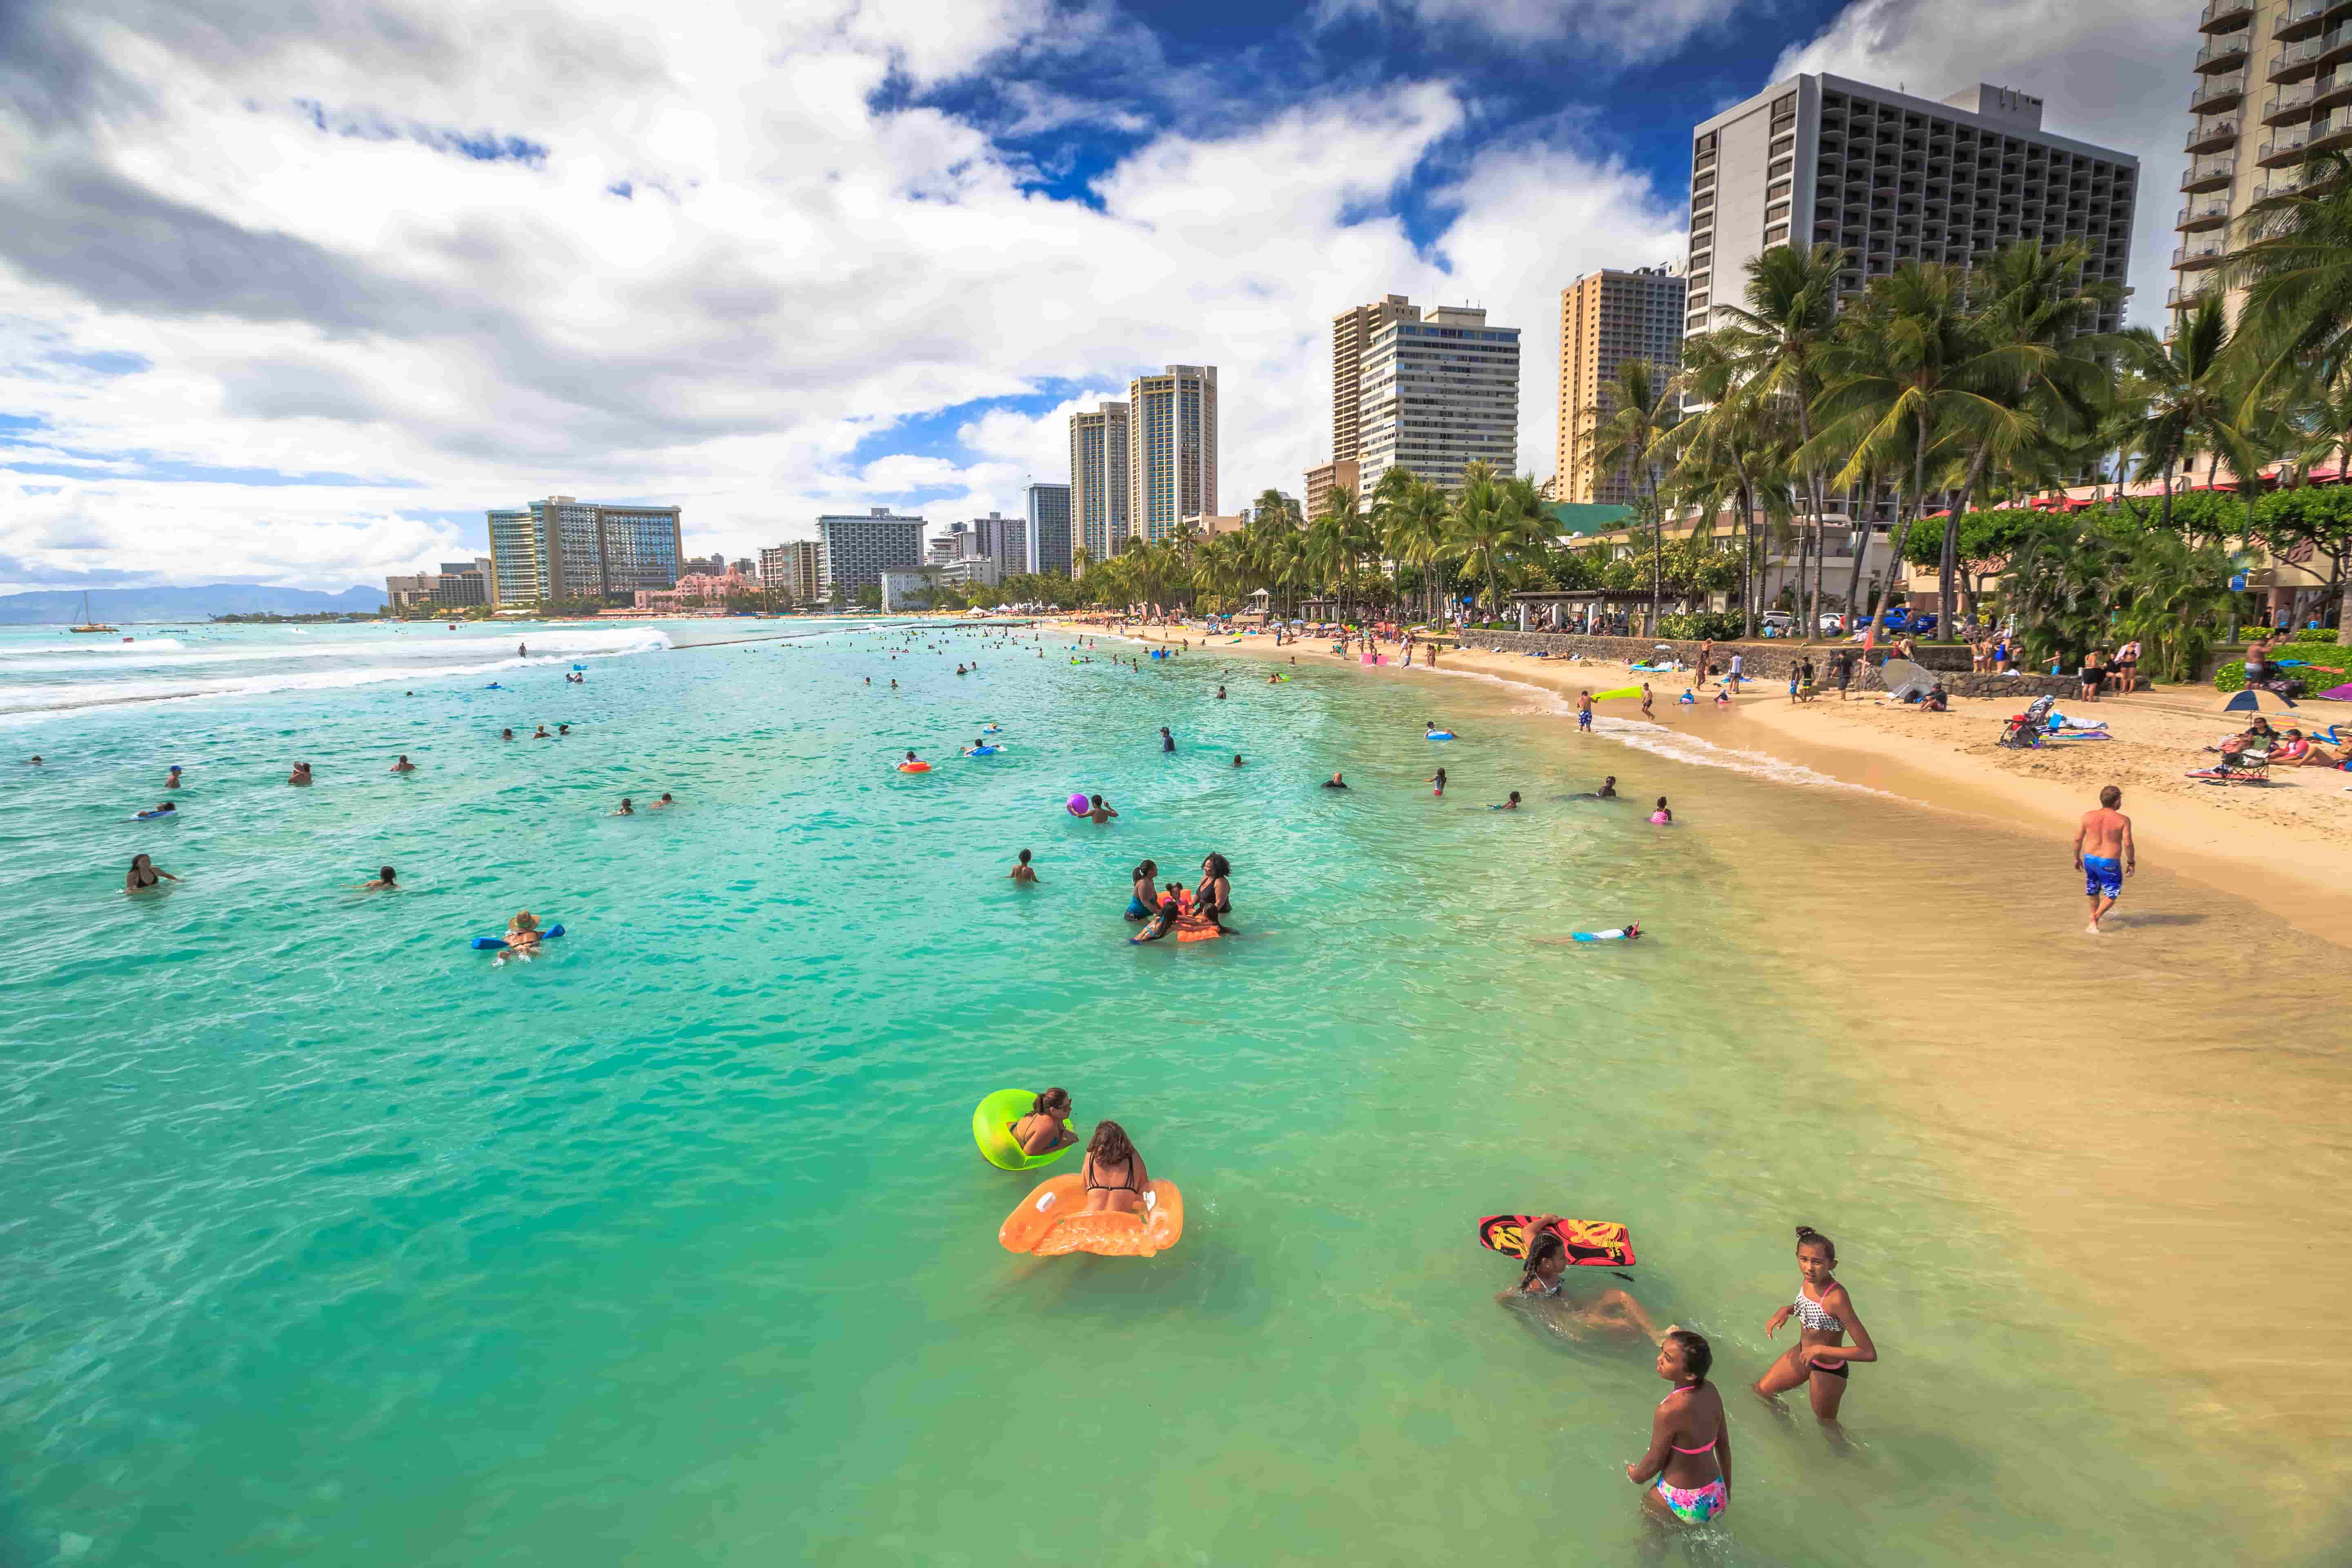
(2062, 497, 2098, 510)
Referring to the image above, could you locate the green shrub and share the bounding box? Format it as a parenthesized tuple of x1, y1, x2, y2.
(1659, 611, 1744, 640)
(2289, 627, 2341, 643)
(2218, 651, 2352, 691)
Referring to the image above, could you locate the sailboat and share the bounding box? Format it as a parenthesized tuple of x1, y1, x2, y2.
(70, 591, 118, 633)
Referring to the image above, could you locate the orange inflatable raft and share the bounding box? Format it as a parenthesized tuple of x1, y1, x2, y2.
(897, 760, 932, 773)
(998, 1173, 1185, 1257)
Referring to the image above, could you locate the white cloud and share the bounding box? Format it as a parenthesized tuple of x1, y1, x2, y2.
(1775, 0, 2196, 330)
(1314, 0, 1747, 62)
(0, 0, 1688, 590)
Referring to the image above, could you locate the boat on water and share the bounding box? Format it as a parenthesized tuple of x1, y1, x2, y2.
(69, 592, 118, 634)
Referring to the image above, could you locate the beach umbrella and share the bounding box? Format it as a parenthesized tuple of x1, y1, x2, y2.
(2324, 682, 2352, 701)
(2218, 688, 2299, 714)
(1880, 657, 1937, 702)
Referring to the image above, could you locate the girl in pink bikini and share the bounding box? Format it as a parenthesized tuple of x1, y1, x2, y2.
(1627, 1328, 1730, 1526)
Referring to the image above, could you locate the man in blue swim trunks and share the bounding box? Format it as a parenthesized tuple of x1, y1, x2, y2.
(2071, 784, 2135, 935)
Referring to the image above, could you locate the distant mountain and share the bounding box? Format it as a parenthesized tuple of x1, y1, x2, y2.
(0, 584, 385, 624)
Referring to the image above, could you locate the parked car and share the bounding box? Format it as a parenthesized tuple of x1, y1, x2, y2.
(1818, 612, 1846, 635)
(1760, 610, 1796, 633)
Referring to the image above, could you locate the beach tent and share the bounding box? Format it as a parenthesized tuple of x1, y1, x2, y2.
(2218, 688, 2299, 714)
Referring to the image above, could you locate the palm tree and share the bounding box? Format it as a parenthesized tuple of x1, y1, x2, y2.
(1711, 242, 1845, 634)
(1807, 262, 2047, 636)
(1587, 359, 1682, 633)
(1445, 461, 1542, 625)
(2224, 148, 2352, 393)
(2111, 300, 2262, 541)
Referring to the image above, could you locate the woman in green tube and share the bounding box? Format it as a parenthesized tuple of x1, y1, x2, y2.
(1009, 1088, 1078, 1157)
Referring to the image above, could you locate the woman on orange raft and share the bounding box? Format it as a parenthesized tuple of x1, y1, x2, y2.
(1009, 1087, 1078, 1158)
(1079, 1120, 1149, 1215)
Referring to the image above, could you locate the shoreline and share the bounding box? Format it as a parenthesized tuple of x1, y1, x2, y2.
(1054, 621, 2352, 945)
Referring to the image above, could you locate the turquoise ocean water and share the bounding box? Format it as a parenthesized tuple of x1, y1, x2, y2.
(0, 619, 2330, 1565)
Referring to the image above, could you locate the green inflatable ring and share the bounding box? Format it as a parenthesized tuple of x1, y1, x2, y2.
(973, 1088, 1076, 1170)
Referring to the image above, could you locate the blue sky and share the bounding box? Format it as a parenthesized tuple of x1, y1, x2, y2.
(0, 0, 2193, 589)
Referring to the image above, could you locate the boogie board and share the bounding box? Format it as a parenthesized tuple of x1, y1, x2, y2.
(1477, 1214, 1635, 1269)
(1591, 685, 1641, 701)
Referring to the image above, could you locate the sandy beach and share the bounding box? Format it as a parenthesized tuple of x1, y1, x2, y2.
(1068, 622, 2352, 945)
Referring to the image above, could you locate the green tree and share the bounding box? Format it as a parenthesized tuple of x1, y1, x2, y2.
(1586, 359, 1682, 633)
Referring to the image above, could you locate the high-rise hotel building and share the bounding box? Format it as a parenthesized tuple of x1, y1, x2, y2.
(758, 540, 824, 604)
(1684, 76, 2135, 336)
(1127, 366, 1218, 545)
(1355, 304, 1519, 499)
(486, 496, 683, 607)
(815, 508, 927, 601)
(1069, 402, 1131, 568)
(1331, 296, 1420, 466)
(2176, 0, 2350, 321)
(1557, 267, 1687, 506)
(1025, 483, 1074, 577)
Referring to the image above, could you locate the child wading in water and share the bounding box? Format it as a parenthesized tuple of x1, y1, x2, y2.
(1753, 1224, 1877, 1447)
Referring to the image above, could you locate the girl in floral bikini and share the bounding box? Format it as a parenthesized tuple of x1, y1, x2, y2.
(1627, 1328, 1730, 1526)
(1753, 1224, 1878, 1433)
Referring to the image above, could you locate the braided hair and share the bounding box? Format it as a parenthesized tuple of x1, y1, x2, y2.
(1516, 1230, 1566, 1290)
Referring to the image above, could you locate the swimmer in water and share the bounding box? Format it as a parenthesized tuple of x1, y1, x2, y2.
(1087, 794, 1118, 824)
(288, 762, 313, 786)
(532, 726, 551, 739)
(360, 865, 398, 891)
(1501, 1224, 1659, 1341)
(1597, 776, 1618, 798)
(1009, 849, 1039, 883)
(1232, 754, 1244, 767)
(1127, 860, 1160, 920)
(1494, 791, 1521, 810)
(557, 724, 569, 735)
(166, 765, 183, 788)
(616, 797, 635, 815)
(501, 729, 515, 742)
(651, 793, 674, 808)
(1009, 1087, 1077, 1156)
(1429, 767, 1446, 797)
(1631, 1330, 1732, 1528)
(125, 853, 179, 893)
(1194, 852, 1232, 931)
(1160, 726, 1175, 753)
(1216, 685, 1227, 699)
(1130, 894, 1182, 944)
(1321, 771, 1349, 789)
(390, 755, 416, 773)
(1753, 1225, 1876, 1438)
(501, 911, 543, 957)
(24, 755, 42, 764)
(1652, 797, 1672, 824)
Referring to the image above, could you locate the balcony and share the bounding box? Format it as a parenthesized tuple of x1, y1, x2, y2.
(2193, 73, 2248, 111)
(2197, 32, 2252, 71)
(2322, 23, 2352, 68)
(2202, 0, 2254, 26)
(2168, 282, 2221, 307)
(2316, 72, 2352, 111)
(2178, 198, 2232, 230)
(2181, 158, 2238, 191)
(2277, 0, 2328, 40)
(2265, 86, 2314, 123)
(2173, 241, 2229, 270)
(2187, 116, 2240, 152)
(2314, 107, 2352, 151)
(2272, 36, 2324, 79)
(2259, 127, 2313, 163)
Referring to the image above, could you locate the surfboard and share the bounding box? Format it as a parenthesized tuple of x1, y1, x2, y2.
(1477, 1214, 1635, 1268)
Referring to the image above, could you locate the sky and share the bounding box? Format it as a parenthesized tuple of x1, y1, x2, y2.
(0, 0, 2199, 591)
